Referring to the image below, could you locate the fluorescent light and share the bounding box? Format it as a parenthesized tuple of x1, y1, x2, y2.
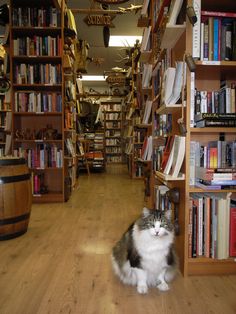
(81, 75, 107, 81)
(109, 36, 142, 47)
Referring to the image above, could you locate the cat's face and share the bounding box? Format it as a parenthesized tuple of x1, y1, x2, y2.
(137, 209, 174, 237)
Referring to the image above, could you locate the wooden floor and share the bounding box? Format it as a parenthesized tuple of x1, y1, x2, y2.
(0, 164, 236, 314)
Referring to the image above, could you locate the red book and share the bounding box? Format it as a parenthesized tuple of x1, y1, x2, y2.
(201, 11, 236, 18)
(229, 205, 236, 257)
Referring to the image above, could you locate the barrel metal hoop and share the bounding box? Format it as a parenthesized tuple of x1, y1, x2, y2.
(0, 229, 28, 241)
(0, 173, 31, 184)
(0, 213, 30, 226)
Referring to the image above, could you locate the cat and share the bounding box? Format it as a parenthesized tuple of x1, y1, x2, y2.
(111, 207, 178, 294)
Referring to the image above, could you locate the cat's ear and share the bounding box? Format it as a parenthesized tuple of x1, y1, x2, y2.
(164, 209, 172, 221)
(142, 207, 151, 217)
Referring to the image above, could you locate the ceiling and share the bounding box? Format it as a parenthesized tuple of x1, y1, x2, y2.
(67, 0, 143, 90)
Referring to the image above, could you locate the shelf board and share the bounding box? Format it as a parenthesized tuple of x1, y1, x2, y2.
(155, 171, 185, 181)
(156, 104, 183, 115)
(188, 258, 236, 275)
(190, 127, 236, 133)
(189, 186, 235, 193)
(13, 112, 62, 116)
(195, 60, 236, 67)
(134, 123, 151, 128)
(160, 24, 186, 49)
(33, 192, 64, 203)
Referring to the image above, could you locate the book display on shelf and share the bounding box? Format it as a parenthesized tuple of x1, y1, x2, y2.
(103, 101, 123, 164)
(10, 0, 65, 202)
(137, 0, 236, 276)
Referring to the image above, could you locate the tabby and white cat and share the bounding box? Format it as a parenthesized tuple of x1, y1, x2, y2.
(111, 207, 178, 294)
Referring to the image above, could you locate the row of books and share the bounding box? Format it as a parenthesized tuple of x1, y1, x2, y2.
(189, 194, 236, 258)
(14, 63, 62, 85)
(64, 108, 76, 130)
(13, 144, 63, 169)
(161, 62, 186, 106)
(190, 140, 236, 188)
(14, 92, 62, 113)
(105, 113, 121, 120)
(106, 147, 121, 154)
(105, 130, 121, 137)
(106, 156, 122, 163)
(105, 121, 121, 129)
(194, 85, 236, 117)
(13, 36, 62, 57)
(154, 113, 172, 137)
(200, 15, 236, 61)
(192, 2, 236, 61)
(154, 135, 186, 178)
(12, 7, 61, 27)
(102, 104, 121, 112)
(105, 138, 120, 146)
(141, 135, 153, 161)
(133, 128, 146, 143)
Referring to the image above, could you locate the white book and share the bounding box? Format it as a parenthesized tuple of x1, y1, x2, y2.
(146, 136, 153, 161)
(190, 72, 195, 127)
(169, 135, 186, 178)
(200, 22, 204, 60)
(167, 62, 185, 105)
(162, 67, 176, 105)
(167, 0, 184, 25)
(140, 26, 151, 52)
(141, 0, 150, 16)
(142, 100, 152, 124)
(189, 141, 196, 186)
(192, 0, 201, 59)
(142, 63, 152, 88)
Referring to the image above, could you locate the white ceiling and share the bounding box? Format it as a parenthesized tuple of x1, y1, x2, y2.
(67, 0, 143, 89)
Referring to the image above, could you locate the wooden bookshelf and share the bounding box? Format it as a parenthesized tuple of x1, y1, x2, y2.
(10, 0, 65, 202)
(138, 0, 236, 276)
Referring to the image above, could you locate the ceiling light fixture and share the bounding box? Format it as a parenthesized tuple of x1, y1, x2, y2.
(109, 35, 142, 47)
(81, 75, 108, 81)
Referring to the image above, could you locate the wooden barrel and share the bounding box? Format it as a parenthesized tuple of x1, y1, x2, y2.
(0, 157, 32, 240)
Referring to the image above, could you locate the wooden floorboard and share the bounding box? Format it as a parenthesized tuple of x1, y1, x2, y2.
(0, 164, 236, 314)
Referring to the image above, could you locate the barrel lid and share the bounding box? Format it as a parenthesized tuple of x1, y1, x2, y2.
(0, 157, 26, 166)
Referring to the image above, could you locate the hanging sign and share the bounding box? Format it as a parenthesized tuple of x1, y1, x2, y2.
(95, 0, 129, 4)
(106, 74, 126, 86)
(84, 14, 115, 27)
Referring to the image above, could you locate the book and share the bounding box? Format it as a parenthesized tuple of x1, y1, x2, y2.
(142, 100, 152, 124)
(162, 67, 176, 105)
(201, 11, 236, 18)
(229, 202, 236, 256)
(167, 62, 185, 105)
(217, 194, 231, 259)
(169, 135, 185, 178)
(195, 112, 236, 121)
(141, 0, 150, 16)
(192, 0, 201, 59)
(167, 0, 184, 26)
(140, 26, 152, 52)
(161, 136, 175, 172)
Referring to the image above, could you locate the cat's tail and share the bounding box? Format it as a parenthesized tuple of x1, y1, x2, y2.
(111, 255, 137, 286)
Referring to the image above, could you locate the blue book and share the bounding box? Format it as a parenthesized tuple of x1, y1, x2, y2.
(213, 18, 219, 60)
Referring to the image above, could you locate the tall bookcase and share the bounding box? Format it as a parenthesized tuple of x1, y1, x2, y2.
(103, 101, 124, 164)
(140, 0, 236, 276)
(10, 0, 65, 202)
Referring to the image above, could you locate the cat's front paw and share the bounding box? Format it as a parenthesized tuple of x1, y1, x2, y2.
(137, 284, 148, 294)
(157, 282, 169, 292)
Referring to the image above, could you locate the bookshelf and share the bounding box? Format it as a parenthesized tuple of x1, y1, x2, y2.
(10, 0, 65, 202)
(103, 101, 123, 164)
(139, 0, 236, 276)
